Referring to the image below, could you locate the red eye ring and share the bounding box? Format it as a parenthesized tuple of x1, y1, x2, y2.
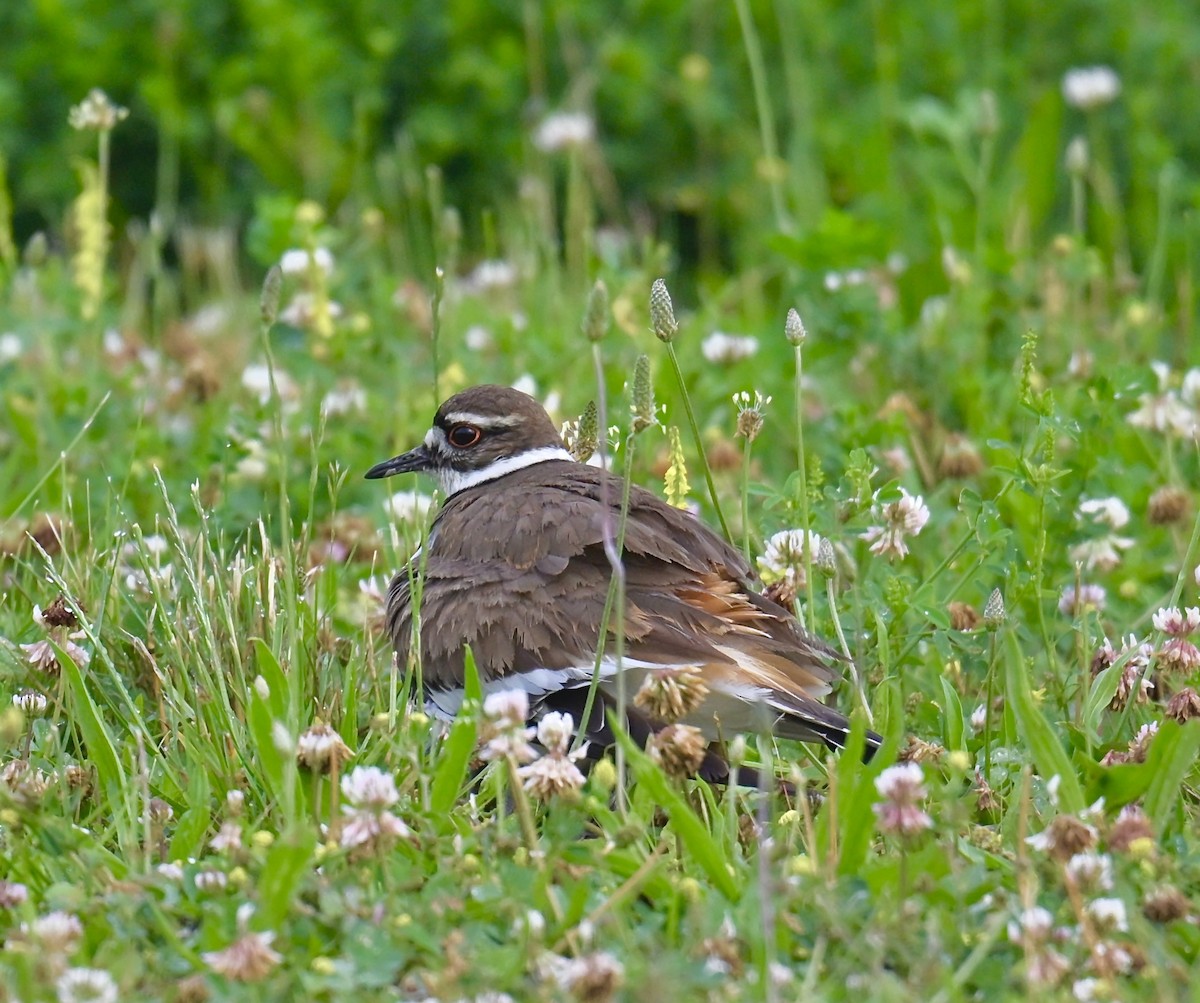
(447, 424, 482, 448)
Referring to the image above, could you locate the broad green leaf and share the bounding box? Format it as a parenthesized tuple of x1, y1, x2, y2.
(257, 828, 317, 928)
(940, 676, 966, 752)
(169, 806, 212, 861)
(249, 686, 287, 800)
(1004, 632, 1085, 813)
(1144, 721, 1200, 836)
(1010, 88, 1063, 239)
(832, 688, 896, 877)
(1084, 659, 1125, 736)
(429, 649, 481, 821)
(251, 639, 290, 719)
(56, 641, 125, 805)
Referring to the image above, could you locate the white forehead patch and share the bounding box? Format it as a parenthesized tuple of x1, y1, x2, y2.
(442, 411, 523, 429)
(424, 427, 444, 449)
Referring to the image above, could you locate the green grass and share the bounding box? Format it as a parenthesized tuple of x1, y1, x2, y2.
(2, 14, 1200, 1002)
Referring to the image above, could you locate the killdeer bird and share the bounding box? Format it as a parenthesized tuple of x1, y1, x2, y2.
(367, 385, 880, 777)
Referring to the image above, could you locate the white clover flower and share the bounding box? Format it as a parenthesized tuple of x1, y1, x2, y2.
(1078, 497, 1130, 530)
(872, 762, 932, 836)
(1131, 722, 1159, 757)
(202, 930, 283, 981)
(279, 292, 343, 329)
(464, 325, 494, 351)
(970, 704, 987, 731)
(758, 529, 823, 589)
(468, 259, 519, 291)
(701, 331, 759, 364)
(0, 332, 22, 362)
(1068, 535, 1133, 573)
(296, 721, 353, 772)
(339, 808, 411, 850)
(339, 767, 410, 852)
(56, 967, 118, 1003)
(0, 880, 29, 907)
(240, 362, 298, 405)
(1007, 905, 1054, 946)
(541, 950, 625, 995)
(383, 490, 435, 524)
(25, 911, 84, 954)
(340, 766, 399, 809)
(518, 751, 586, 799)
(1159, 635, 1200, 672)
(1058, 584, 1107, 617)
(208, 821, 243, 854)
(532, 111, 595, 152)
(1180, 367, 1200, 409)
(511, 373, 538, 397)
(194, 870, 228, 892)
(20, 637, 91, 673)
(1151, 606, 1200, 636)
(156, 862, 185, 882)
(1062, 66, 1121, 109)
(1086, 896, 1129, 933)
(1066, 852, 1113, 892)
(535, 712, 575, 756)
(280, 247, 333, 275)
(13, 690, 49, 716)
(1127, 363, 1197, 436)
(320, 381, 367, 417)
(861, 488, 930, 560)
(483, 689, 530, 729)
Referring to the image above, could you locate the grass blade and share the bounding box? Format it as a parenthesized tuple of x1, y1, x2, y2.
(428, 651, 482, 821)
(1004, 631, 1085, 813)
(1143, 720, 1200, 836)
(55, 642, 126, 806)
(614, 724, 742, 901)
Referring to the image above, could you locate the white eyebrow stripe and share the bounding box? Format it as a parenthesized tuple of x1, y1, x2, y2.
(441, 411, 524, 428)
(438, 446, 574, 496)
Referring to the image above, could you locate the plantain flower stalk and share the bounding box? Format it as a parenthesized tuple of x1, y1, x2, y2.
(68, 89, 128, 321)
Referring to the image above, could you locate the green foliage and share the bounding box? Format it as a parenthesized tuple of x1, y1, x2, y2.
(1, 5, 1199, 999)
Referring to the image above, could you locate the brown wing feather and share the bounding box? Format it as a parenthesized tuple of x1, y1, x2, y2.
(387, 460, 865, 751)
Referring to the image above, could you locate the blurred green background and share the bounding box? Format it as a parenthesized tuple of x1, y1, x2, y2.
(3, 0, 1197, 294)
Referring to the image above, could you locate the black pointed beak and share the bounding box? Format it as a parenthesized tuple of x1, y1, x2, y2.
(365, 445, 432, 480)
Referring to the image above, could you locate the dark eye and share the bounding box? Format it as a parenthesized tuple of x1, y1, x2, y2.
(447, 424, 482, 448)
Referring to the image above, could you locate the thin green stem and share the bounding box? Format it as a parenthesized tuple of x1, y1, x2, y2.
(740, 437, 752, 563)
(665, 342, 731, 541)
(430, 266, 445, 405)
(982, 628, 999, 778)
(1167, 439, 1200, 611)
(794, 344, 816, 634)
(506, 754, 541, 854)
(573, 342, 638, 813)
(826, 577, 872, 725)
(732, 0, 788, 231)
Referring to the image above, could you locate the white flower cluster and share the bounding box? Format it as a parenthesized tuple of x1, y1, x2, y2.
(860, 488, 930, 560)
(1061, 66, 1121, 110)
